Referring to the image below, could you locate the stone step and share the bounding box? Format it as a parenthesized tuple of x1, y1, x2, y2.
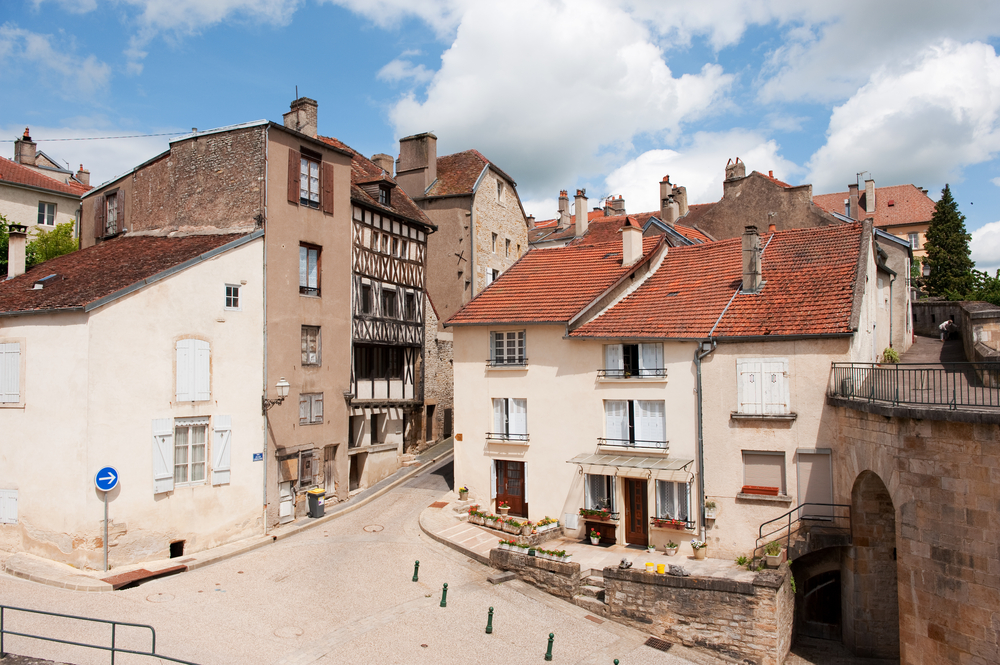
(572, 594, 608, 615)
(584, 575, 605, 588)
(578, 585, 605, 601)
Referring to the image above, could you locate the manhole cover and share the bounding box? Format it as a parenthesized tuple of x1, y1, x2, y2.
(363, 524, 384, 533)
(146, 593, 174, 603)
(274, 627, 304, 638)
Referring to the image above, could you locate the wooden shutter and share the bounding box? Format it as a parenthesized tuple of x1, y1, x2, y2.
(321, 162, 335, 215)
(194, 340, 211, 401)
(152, 418, 174, 494)
(313, 394, 323, 423)
(605, 344, 622, 372)
(287, 149, 300, 204)
(212, 415, 232, 485)
(0, 489, 17, 524)
(737, 359, 763, 414)
(639, 343, 663, 376)
(638, 400, 665, 447)
(0, 342, 20, 403)
(176, 339, 193, 401)
(490, 460, 497, 499)
(94, 197, 105, 239)
(510, 398, 527, 438)
(762, 359, 789, 414)
(117, 190, 125, 232)
(299, 395, 309, 423)
(605, 400, 627, 442)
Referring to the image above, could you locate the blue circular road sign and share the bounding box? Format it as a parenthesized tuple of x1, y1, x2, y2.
(95, 466, 119, 492)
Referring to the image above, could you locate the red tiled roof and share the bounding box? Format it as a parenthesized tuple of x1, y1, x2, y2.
(571, 222, 864, 339)
(0, 233, 248, 314)
(758, 171, 792, 188)
(318, 136, 434, 229)
(0, 157, 92, 197)
(529, 211, 713, 246)
(446, 236, 664, 326)
(425, 150, 490, 197)
(813, 184, 935, 228)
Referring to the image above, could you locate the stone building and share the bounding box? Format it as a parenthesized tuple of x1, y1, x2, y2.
(416, 295, 453, 450)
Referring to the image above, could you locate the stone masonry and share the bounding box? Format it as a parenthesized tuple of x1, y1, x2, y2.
(417, 298, 453, 451)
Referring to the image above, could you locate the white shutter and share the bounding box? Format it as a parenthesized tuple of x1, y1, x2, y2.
(762, 359, 788, 414)
(639, 400, 666, 447)
(212, 415, 232, 485)
(490, 460, 497, 499)
(176, 339, 193, 401)
(632, 400, 643, 443)
(605, 344, 623, 373)
(194, 340, 211, 401)
(0, 489, 17, 524)
(492, 398, 505, 435)
(737, 359, 763, 414)
(299, 395, 309, 423)
(313, 394, 323, 422)
(0, 342, 20, 403)
(640, 343, 663, 377)
(152, 418, 175, 494)
(510, 398, 527, 438)
(605, 401, 627, 442)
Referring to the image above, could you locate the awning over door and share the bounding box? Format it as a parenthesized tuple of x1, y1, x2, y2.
(567, 453, 695, 482)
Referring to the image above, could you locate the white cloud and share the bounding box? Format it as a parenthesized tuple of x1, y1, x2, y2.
(602, 129, 801, 211)
(386, 0, 733, 198)
(992, 177, 1000, 187)
(972, 220, 1000, 275)
(806, 41, 1000, 195)
(0, 25, 110, 95)
(377, 58, 434, 84)
(319, 0, 469, 38)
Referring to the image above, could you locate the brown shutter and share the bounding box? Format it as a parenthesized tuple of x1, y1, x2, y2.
(321, 162, 335, 215)
(94, 196, 105, 239)
(117, 190, 125, 232)
(287, 149, 300, 204)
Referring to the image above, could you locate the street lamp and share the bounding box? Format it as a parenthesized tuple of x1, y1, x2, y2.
(262, 377, 290, 415)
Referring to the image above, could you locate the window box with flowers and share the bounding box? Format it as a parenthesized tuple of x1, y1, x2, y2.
(579, 508, 619, 522)
(651, 517, 694, 531)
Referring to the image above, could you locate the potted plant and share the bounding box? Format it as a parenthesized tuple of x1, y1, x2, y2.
(765, 540, 785, 568)
(881, 347, 901, 364)
(647, 544, 657, 555)
(690, 540, 708, 560)
(497, 501, 510, 516)
(579, 507, 617, 521)
(521, 520, 533, 536)
(498, 539, 509, 551)
(458, 485, 469, 501)
(665, 540, 679, 556)
(589, 528, 601, 545)
(704, 501, 717, 519)
(651, 517, 687, 530)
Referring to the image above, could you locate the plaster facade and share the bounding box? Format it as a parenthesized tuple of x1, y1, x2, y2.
(0, 184, 81, 234)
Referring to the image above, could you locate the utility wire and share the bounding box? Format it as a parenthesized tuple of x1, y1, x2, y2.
(0, 132, 186, 142)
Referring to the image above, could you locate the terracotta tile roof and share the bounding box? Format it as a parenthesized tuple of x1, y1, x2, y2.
(0, 157, 92, 197)
(758, 171, 793, 188)
(0, 233, 248, 314)
(446, 235, 664, 326)
(529, 211, 712, 246)
(570, 222, 864, 339)
(318, 136, 434, 230)
(424, 149, 517, 198)
(813, 184, 935, 228)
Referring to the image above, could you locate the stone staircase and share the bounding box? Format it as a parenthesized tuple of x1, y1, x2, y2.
(573, 571, 609, 616)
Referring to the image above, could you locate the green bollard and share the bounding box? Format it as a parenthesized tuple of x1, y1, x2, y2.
(614, 661, 619, 664)
(486, 606, 494, 634)
(412, 560, 420, 582)
(440, 582, 448, 607)
(544, 633, 554, 661)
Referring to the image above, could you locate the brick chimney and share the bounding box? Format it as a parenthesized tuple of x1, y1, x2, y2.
(605, 195, 626, 216)
(621, 216, 643, 266)
(848, 183, 859, 219)
(865, 178, 876, 214)
(6, 224, 28, 280)
(14, 128, 36, 166)
(371, 153, 394, 176)
(723, 157, 746, 199)
(557, 190, 571, 229)
(75, 164, 90, 187)
(660, 175, 679, 227)
(574, 189, 588, 237)
(396, 132, 437, 200)
(741, 225, 762, 293)
(283, 97, 318, 138)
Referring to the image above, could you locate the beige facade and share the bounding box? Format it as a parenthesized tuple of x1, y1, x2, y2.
(0, 183, 81, 233)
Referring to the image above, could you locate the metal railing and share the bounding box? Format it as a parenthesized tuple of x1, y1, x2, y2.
(485, 431, 529, 442)
(597, 368, 666, 379)
(830, 362, 1000, 410)
(597, 437, 668, 451)
(0, 605, 198, 664)
(752, 503, 851, 568)
(486, 358, 528, 368)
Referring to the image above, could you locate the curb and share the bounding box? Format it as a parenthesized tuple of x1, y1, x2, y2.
(417, 501, 493, 567)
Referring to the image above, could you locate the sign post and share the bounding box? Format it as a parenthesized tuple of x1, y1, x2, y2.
(95, 467, 119, 572)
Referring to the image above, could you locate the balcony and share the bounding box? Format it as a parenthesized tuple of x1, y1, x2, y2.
(596, 368, 666, 381)
(597, 437, 668, 453)
(486, 358, 528, 369)
(485, 432, 529, 444)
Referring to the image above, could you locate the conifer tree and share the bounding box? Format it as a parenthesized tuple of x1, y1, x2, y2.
(923, 184, 973, 297)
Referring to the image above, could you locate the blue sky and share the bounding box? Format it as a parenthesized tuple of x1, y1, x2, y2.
(4, 0, 1000, 269)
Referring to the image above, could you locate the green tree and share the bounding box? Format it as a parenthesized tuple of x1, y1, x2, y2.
(26, 222, 78, 268)
(923, 184, 974, 297)
(0, 214, 9, 276)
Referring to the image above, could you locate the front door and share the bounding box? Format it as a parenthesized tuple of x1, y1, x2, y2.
(624, 478, 648, 546)
(496, 460, 526, 517)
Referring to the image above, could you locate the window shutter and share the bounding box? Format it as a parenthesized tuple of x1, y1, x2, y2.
(287, 149, 300, 204)
(0, 342, 20, 403)
(94, 198, 105, 239)
(194, 340, 211, 401)
(605, 344, 623, 372)
(680, 480, 691, 521)
(299, 394, 309, 423)
(321, 162, 335, 215)
(640, 343, 663, 376)
(743, 452, 784, 492)
(762, 359, 789, 414)
(152, 418, 174, 494)
(490, 460, 497, 499)
(212, 415, 232, 485)
(489, 332, 497, 362)
(176, 339, 193, 401)
(313, 394, 323, 422)
(492, 398, 505, 435)
(510, 398, 527, 437)
(737, 359, 763, 414)
(638, 400, 665, 447)
(117, 190, 125, 232)
(523, 464, 529, 503)
(605, 401, 627, 442)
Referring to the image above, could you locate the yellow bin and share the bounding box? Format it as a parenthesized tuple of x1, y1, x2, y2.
(645, 562, 654, 573)
(656, 563, 666, 574)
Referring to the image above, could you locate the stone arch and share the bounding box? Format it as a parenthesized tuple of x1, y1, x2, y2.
(841, 470, 899, 659)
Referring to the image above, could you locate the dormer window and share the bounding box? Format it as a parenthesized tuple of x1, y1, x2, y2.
(378, 185, 391, 206)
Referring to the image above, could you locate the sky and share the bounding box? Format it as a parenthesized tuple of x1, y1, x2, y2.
(3, 0, 1000, 271)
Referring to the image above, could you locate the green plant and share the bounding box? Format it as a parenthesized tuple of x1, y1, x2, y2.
(765, 541, 782, 556)
(458, 486, 469, 493)
(690, 540, 706, 550)
(924, 184, 974, 297)
(735, 555, 749, 566)
(666, 540, 678, 548)
(589, 529, 601, 540)
(498, 501, 510, 509)
(881, 347, 900, 364)
(790, 573, 797, 594)
(705, 500, 716, 510)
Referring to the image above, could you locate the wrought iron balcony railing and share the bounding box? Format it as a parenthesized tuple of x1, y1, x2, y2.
(486, 358, 528, 368)
(597, 437, 668, 451)
(485, 431, 529, 442)
(597, 368, 666, 379)
(830, 362, 1000, 410)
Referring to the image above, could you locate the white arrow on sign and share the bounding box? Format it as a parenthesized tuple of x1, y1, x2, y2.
(99, 470, 117, 485)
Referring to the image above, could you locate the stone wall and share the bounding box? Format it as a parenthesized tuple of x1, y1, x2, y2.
(417, 296, 453, 450)
(489, 548, 582, 599)
(471, 169, 527, 295)
(912, 299, 1000, 363)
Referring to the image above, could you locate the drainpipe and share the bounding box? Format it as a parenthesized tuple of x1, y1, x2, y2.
(694, 339, 717, 542)
(262, 127, 270, 535)
(889, 274, 896, 349)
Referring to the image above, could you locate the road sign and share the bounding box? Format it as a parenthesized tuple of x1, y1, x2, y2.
(252, 452, 263, 462)
(95, 466, 119, 492)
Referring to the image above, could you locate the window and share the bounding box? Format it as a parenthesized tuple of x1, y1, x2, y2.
(655, 480, 691, 521)
(404, 293, 416, 321)
(490, 331, 526, 366)
(299, 245, 321, 296)
(37, 202, 55, 226)
(492, 232, 498, 252)
(489, 269, 499, 284)
(299, 393, 324, 425)
(300, 156, 320, 208)
(173, 418, 208, 486)
(505, 238, 511, 257)
(736, 358, 789, 415)
(585, 474, 614, 511)
(604, 400, 666, 449)
(742, 451, 786, 495)
(0, 489, 17, 524)
(381, 233, 390, 254)
(301, 326, 321, 366)
(371, 413, 382, 444)
(176, 339, 210, 402)
(371, 231, 381, 252)
(360, 283, 373, 314)
(225, 284, 241, 310)
(378, 186, 390, 206)
(298, 451, 316, 489)
(401, 239, 409, 260)
(105, 191, 118, 235)
(0, 342, 21, 404)
(603, 343, 664, 378)
(497, 181, 503, 201)
(490, 397, 527, 441)
(392, 237, 400, 257)
(908, 233, 920, 249)
(381, 289, 397, 318)
(354, 345, 403, 380)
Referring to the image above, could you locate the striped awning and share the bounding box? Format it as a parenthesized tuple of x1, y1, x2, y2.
(567, 453, 695, 482)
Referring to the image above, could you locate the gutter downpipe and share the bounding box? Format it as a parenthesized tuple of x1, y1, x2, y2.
(694, 339, 717, 542)
(262, 126, 270, 536)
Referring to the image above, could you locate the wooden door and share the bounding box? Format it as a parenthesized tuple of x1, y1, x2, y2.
(624, 478, 648, 546)
(496, 461, 526, 517)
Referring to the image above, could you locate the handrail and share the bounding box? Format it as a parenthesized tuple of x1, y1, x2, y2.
(752, 502, 852, 567)
(829, 362, 1000, 410)
(596, 437, 668, 451)
(596, 368, 666, 379)
(0, 605, 199, 665)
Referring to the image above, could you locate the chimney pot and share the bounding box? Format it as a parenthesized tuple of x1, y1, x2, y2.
(75, 164, 90, 186)
(6, 224, 28, 280)
(769, 170, 773, 178)
(768, 223, 776, 233)
(14, 128, 37, 166)
(574, 189, 589, 237)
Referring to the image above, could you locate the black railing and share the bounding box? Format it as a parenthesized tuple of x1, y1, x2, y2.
(485, 431, 529, 442)
(752, 502, 851, 568)
(597, 437, 668, 451)
(486, 358, 528, 368)
(830, 362, 1000, 410)
(650, 517, 695, 530)
(597, 368, 666, 379)
(0, 605, 198, 664)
